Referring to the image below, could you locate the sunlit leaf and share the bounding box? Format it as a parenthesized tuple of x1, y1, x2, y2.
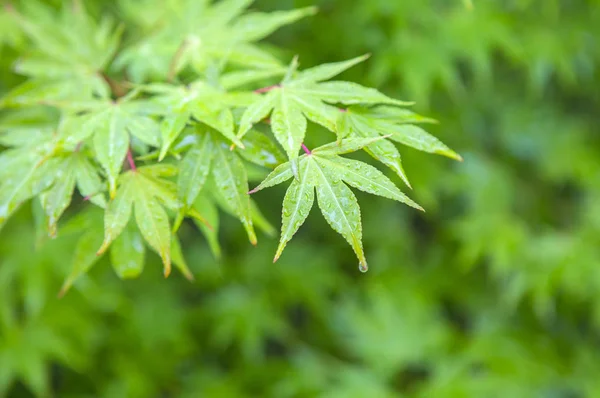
(250, 140, 420, 269)
(274, 159, 315, 261)
(193, 194, 221, 259)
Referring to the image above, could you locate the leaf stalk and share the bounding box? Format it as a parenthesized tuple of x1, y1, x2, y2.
(126, 148, 137, 172)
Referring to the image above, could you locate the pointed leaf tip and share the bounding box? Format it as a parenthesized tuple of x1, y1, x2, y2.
(249, 232, 258, 246)
(163, 259, 172, 277)
(439, 149, 463, 162)
(96, 241, 109, 256)
(58, 283, 70, 298)
(274, 244, 285, 263)
(187, 208, 214, 231)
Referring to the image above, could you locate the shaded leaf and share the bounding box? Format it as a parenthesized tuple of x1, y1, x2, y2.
(193, 194, 221, 259)
(110, 220, 145, 279)
(39, 157, 77, 237)
(172, 235, 194, 280)
(74, 154, 106, 208)
(97, 176, 134, 255)
(212, 142, 256, 244)
(133, 177, 172, 277)
(60, 229, 104, 296)
(239, 129, 286, 169)
(250, 199, 276, 237)
(237, 91, 277, 139)
(177, 133, 214, 209)
(159, 111, 190, 160)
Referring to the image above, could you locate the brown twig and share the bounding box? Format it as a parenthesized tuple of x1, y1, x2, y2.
(99, 72, 128, 99)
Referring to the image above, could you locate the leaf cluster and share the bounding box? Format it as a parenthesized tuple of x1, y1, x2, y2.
(0, 0, 459, 287)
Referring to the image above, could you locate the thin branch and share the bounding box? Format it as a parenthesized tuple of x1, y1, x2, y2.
(83, 191, 101, 202)
(99, 72, 128, 98)
(301, 143, 311, 155)
(255, 84, 280, 94)
(127, 148, 137, 172)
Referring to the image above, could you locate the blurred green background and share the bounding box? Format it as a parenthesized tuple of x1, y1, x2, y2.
(1, 0, 600, 396)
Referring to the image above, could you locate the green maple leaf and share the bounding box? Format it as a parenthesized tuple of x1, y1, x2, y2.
(0, 113, 106, 232)
(237, 54, 413, 175)
(59, 204, 193, 296)
(96, 164, 179, 277)
(169, 126, 278, 257)
(236, 129, 287, 169)
(2, 1, 121, 106)
(109, 218, 146, 279)
(186, 185, 275, 260)
(175, 128, 257, 245)
(190, 193, 222, 259)
(249, 137, 422, 271)
(337, 105, 462, 185)
(58, 97, 162, 197)
(115, 0, 316, 82)
(39, 152, 106, 237)
(0, 126, 57, 229)
(138, 80, 258, 160)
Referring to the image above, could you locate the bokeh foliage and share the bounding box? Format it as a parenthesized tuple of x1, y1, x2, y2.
(1, 0, 599, 397)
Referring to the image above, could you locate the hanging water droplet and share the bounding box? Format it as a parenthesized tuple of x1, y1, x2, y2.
(358, 262, 368, 273)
